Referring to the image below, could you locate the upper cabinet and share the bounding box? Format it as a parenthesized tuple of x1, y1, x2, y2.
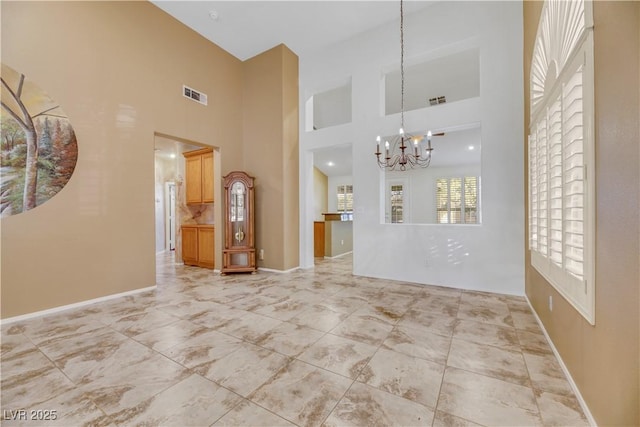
(183, 148, 214, 204)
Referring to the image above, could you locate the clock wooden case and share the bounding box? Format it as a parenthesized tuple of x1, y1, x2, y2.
(222, 171, 257, 274)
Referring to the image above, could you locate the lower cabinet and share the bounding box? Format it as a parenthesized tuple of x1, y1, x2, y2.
(181, 225, 214, 269)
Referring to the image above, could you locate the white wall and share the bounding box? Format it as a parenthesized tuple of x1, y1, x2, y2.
(313, 82, 352, 130)
(299, 1, 524, 295)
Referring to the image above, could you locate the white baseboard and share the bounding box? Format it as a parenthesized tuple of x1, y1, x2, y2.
(525, 296, 597, 426)
(258, 266, 299, 274)
(1, 285, 157, 325)
(324, 251, 353, 260)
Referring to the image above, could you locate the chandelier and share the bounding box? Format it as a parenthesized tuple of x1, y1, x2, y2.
(375, 0, 433, 171)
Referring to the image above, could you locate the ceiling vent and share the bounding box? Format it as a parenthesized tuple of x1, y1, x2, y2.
(428, 95, 446, 106)
(183, 85, 208, 106)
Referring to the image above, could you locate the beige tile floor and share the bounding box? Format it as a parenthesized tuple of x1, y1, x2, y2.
(1, 253, 589, 426)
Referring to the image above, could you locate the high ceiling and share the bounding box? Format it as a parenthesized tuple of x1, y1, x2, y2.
(151, 1, 441, 177)
(150, 1, 435, 61)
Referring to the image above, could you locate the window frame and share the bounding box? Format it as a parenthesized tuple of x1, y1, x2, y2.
(528, 17, 595, 324)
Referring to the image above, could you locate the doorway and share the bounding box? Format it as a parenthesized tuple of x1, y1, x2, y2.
(309, 143, 353, 263)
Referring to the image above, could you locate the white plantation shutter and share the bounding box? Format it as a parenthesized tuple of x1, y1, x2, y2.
(450, 178, 462, 224)
(548, 97, 563, 267)
(337, 185, 353, 212)
(536, 118, 548, 257)
(436, 177, 479, 224)
(529, 0, 594, 324)
(529, 135, 538, 251)
(562, 67, 584, 280)
(464, 177, 478, 223)
(436, 179, 449, 224)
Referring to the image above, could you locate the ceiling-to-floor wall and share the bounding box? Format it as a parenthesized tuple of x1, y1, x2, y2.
(299, 1, 525, 295)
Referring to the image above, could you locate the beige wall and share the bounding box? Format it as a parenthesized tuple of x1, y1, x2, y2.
(242, 45, 299, 271)
(281, 45, 299, 271)
(313, 167, 328, 221)
(1, 1, 299, 317)
(523, 2, 640, 425)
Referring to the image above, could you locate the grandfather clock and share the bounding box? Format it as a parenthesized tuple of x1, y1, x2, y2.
(222, 171, 257, 274)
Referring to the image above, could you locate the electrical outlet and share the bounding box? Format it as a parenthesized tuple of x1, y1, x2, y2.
(549, 295, 553, 311)
(259, 249, 264, 260)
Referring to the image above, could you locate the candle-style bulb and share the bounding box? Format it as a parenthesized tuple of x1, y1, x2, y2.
(399, 128, 405, 136)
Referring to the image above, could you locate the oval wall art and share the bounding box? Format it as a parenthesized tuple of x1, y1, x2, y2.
(0, 63, 78, 217)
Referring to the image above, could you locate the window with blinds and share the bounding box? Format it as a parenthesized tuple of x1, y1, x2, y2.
(390, 185, 403, 223)
(528, 0, 594, 323)
(337, 185, 353, 212)
(436, 177, 479, 224)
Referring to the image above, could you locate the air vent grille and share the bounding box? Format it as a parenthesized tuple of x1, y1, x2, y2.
(183, 85, 208, 106)
(428, 96, 446, 106)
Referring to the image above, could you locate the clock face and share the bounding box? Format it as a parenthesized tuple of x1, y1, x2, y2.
(230, 181, 247, 247)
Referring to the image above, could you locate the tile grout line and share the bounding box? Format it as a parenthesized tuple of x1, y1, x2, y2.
(430, 290, 461, 426)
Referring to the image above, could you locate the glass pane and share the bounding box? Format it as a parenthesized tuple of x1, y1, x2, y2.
(231, 182, 245, 222)
(230, 252, 248, 266)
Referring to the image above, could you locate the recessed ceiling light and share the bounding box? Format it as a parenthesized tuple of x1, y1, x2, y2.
(327, 161, 335, 167)
(468, 145, 475, 151)
(208, 9, 219, 21)
(169, 153, 176, 159)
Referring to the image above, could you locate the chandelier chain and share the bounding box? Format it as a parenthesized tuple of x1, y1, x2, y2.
(400, 0, 405, 130)
(374, 0, 433, 171)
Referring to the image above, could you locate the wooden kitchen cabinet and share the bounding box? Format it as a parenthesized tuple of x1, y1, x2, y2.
(183, 148, 214, 204)
(181, 225, 214, 269)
